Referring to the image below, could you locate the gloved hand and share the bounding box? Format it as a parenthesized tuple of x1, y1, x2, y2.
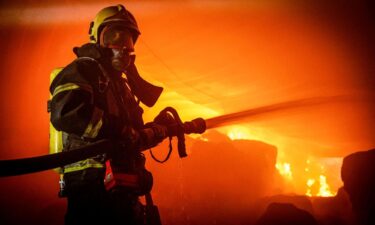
(120, 124, 168, 151)
(145, 122, 168, 143)
(153, 110, 179, 137)
(140, 122, 168, 149)
(120, 126, 141, 146)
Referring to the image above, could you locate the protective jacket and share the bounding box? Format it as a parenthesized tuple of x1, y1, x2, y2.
(50, 43, 152, 192)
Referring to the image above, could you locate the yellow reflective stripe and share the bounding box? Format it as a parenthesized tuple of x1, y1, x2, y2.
(83, 107, 104, 139)
(64, 163, 104, 173)
(64, 158, 104, 173)
(53, 83, 80, 96)
(83, 119, 103, 139)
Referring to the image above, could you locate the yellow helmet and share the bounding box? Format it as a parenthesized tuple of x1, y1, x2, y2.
(89, 4, 140, 44)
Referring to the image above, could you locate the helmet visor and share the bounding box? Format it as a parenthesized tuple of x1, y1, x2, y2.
(101, 25, 134, 52)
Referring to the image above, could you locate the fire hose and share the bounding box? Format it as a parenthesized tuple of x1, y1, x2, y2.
(0, 107, 206, 177)
(0, 95, 360, 177)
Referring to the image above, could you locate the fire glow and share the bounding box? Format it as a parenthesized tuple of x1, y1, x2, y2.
(0, 1, 373, 224)
(305, 175, 335, 197)
(304, 158, 337, 197)
(275, 162, 293, 180)
(225, 127, 337, 197)
(227, 126, 252, 141)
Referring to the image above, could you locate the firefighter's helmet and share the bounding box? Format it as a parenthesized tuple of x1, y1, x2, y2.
(89, 4, 140, 44)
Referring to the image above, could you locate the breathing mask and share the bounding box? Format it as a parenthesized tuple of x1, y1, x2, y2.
(101, 25, 135, 71)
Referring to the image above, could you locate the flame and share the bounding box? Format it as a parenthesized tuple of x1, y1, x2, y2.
(224, 125, 277, 144)
(305, 158, 337, 197)
(317, 175, 335, 197)
(306, 178, 315, 197)
(227, 126, 252, 140)
(224, 127, 339, 197)
(276, 162, 293, 180)
(305, 175, 335, 197)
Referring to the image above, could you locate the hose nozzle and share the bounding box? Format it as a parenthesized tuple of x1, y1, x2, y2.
(183, 118, 206, 134)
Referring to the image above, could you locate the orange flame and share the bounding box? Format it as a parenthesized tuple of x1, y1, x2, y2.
(276, 162, 293, 180)
(305, 159, 337, 197)
(317, 175, 335, 197)
(227, 126, 252, 140)
(306, 178, 315, 197)
(225, 128, 338, 197)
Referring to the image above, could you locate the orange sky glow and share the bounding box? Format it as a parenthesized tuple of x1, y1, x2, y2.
(0, 1, 374, 224)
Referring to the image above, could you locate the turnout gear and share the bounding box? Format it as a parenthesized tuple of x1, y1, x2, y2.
(47, 5, 200, 225)
(50, 43, 164, 177)
(49, 41, 164, 225)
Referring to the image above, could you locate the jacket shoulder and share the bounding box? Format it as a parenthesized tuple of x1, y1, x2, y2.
(50, 57, 103, 94)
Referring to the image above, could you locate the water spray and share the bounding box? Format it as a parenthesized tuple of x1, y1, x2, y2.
(205, 95, 357, 129)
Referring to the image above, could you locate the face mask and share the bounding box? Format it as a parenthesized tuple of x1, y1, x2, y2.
(100, 25, 135, 71)
(111, 48, 135, 71)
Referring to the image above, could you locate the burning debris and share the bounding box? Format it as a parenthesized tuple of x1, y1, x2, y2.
(273, 157, 340, 198)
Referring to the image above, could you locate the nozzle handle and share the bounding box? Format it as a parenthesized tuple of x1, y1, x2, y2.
(154, 107, 207, 159)
(176, 118, 206, 158)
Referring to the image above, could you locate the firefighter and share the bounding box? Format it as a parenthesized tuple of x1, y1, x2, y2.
(50, 5, 166, 225)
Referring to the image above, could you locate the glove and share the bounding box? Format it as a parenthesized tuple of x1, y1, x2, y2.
(153, 110, 179, 137)
(120, 126, 140, 146)
(140, 122, 168, 149)
(145, 122, 168, 142)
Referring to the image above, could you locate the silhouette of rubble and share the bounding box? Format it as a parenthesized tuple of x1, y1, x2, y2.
(342, 149, 375, 225)
(256, 202, 317, 225)
(148, 130, 277, 225)
(256, 194, 314, 218)
(311, 187, 355, 225)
